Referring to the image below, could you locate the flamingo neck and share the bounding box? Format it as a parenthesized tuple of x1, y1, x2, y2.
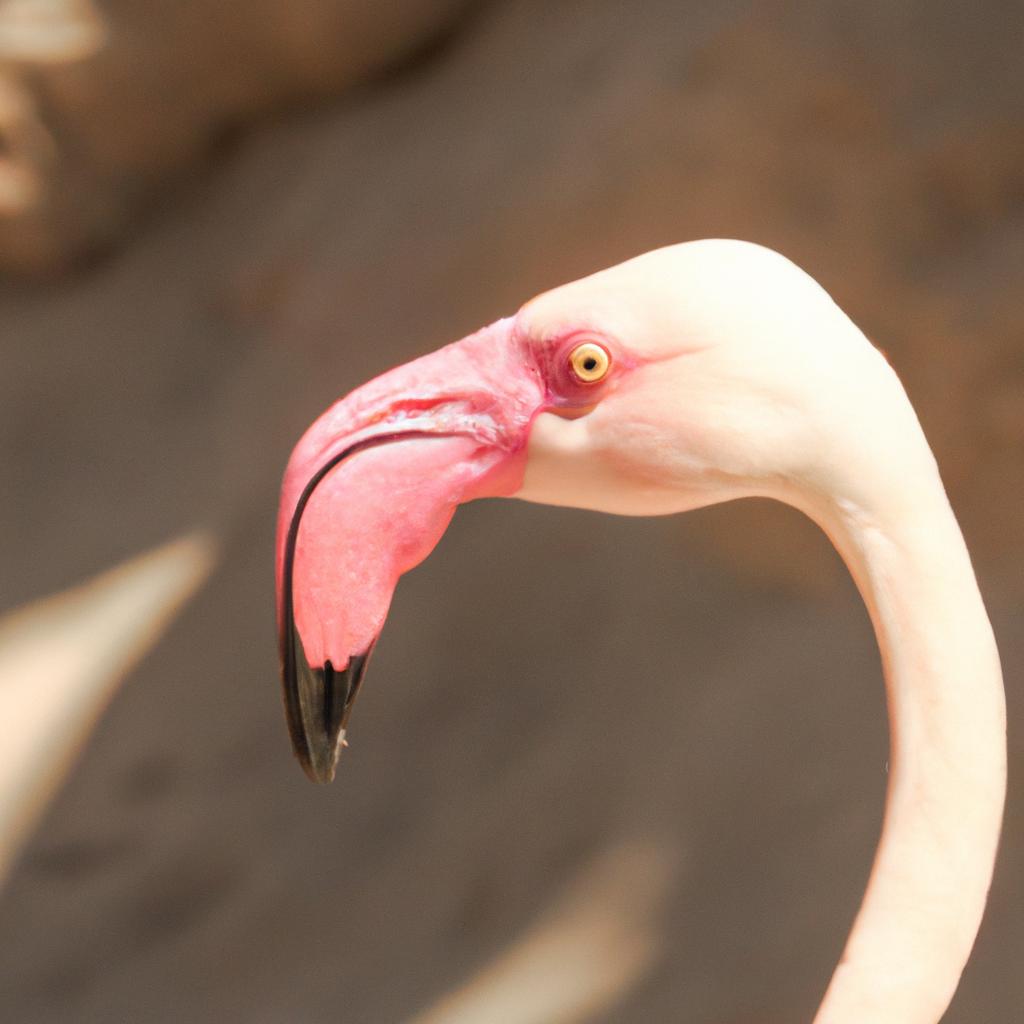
(803, 457, 1006, 1023)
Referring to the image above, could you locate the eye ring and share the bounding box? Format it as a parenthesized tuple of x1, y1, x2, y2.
(567, 341, 611, 383)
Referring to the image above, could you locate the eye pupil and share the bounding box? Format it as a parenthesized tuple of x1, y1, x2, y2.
(568, 341, 610, 383)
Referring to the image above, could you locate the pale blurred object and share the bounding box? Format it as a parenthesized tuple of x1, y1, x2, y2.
(0, 0, 104, 222)
(0, 0, 474, 273)
(0, 74, 50, 213)
(0, 532, 216, 886)
(0, 0, 105, 64)
(409, 841, 673, 1024)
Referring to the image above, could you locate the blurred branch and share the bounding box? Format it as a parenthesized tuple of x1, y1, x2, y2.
(0, 0, 106, 64)
(0, 1, 105, 219)
(0, 531, 217, 888)
(407, 841, 675, 1024)
(0, 74, 48, 214)
(0, 0, 477, 274)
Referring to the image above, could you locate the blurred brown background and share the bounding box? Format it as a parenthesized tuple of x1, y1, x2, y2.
(0, 0, 1021, 1021)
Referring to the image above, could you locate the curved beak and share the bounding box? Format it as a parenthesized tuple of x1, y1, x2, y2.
(276, 318, 542, 782)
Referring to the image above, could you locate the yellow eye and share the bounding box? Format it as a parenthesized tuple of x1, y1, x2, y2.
(568, 341, 611, 383)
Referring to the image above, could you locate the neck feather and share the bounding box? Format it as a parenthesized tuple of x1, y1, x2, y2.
(798, 427, 1005, 1023)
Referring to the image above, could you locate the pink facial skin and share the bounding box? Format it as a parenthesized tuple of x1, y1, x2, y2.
(276, 318, 542, 671)
(533, 329, 639, 410)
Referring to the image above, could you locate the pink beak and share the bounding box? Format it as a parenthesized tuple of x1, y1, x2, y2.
(276, 318, 543, 781)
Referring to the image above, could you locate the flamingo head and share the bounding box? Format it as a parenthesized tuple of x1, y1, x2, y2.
(277, 240, 880, 781)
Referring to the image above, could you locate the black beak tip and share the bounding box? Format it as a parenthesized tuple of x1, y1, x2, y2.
(282, 623, 376, 785)
(296, 667, 344, 784)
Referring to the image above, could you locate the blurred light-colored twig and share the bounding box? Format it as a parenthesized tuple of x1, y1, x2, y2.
(0, 0, 106, 216)
(0, 0, 106, 64)
(407, 840, 675, 1024)
(0, 531, 217, 887)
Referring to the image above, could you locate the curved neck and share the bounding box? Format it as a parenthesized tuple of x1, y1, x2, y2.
(799, 457, 1006, 1022)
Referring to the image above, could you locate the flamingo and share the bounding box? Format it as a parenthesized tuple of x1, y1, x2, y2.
(275, 239, 1005, 1023)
